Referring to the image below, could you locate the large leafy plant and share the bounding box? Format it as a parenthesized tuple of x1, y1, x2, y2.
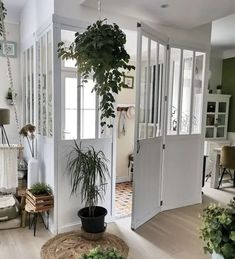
(58, 19, 135, 128)
(80, 247, 126, 259)
(67, 141, 109, 216)
(200, 199, 235, 259)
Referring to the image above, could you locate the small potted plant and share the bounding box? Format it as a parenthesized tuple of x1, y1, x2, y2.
(80, 247, 126, 259)
(5, 87, 17, 105)
(200, 199, 235, 259)
(67, 141, 109, 233)
(216, 85, 222, 94)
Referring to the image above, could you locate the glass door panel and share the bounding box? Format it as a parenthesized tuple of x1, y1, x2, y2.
(180, 50, 193, 134)
(218, 102, 226, 113)
(139, 36, 148, 139)
(168, 48, 181, 135)
(192, 52, 205, 134)
(217, 127, 225, 138)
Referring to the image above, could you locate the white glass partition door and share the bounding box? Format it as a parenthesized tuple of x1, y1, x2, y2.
(132, 24, 167, 230)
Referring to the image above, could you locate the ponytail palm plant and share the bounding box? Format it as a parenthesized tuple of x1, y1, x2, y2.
(67, 141, 109, 217)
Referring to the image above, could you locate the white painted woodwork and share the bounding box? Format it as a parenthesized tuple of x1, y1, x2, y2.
(162, 135, 203, 210)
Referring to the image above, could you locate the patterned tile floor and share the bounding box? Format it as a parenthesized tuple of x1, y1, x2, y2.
(115, 181, 133, 218)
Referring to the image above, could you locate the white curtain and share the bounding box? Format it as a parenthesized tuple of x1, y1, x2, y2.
(0, 145, 18, 189)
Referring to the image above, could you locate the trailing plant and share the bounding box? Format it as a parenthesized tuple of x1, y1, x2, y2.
(58, 19, 135, 128)
(30, 183, 53, 196)
(80, 247, 126, 259)
(67, 141, 109, 217)
(200, 199, 235, 259)
(0, 1, 6, 37)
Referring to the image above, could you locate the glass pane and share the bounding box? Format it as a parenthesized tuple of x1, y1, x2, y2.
(217, 127, 225, 138)
(207, 102, 216, 113)
(31, 47, 34, 124)
(37, 41, 41, 134)
(138, 36, 148, 139)
(65, 110, 77, 139)
(206, 115, 215, 126)
(205, 128, 214, 138)
(23, 51, 26, 124)
(42, 35, 47, 136)
(47, 30, 53, 137)
(80, 110, 96, 139)
(217, 114, 225, 126)
(219, 102, 226, 113)
(168, 48, 181, 135)
(64, 59, 77, 68)
(180, 50, 193, 134)
(192, 52, 205, 134)
(27, 48, 30, 123)
(81, 79, 96, 110)
(64, 77, 77, 140)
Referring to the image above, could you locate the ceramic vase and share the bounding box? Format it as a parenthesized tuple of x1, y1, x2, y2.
(27, 158, 39, 188)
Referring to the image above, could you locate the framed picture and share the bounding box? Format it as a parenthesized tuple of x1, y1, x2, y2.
(0, 41, 17, 58)
(123, 75, 134, 89)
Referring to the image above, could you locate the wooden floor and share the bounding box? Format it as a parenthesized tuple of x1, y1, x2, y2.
(1, 183, 234, 259)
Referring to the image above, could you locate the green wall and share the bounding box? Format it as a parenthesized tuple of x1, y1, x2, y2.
(222, 58, 235, 132)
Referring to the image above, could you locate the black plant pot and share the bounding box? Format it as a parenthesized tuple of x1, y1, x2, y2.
(78, 206, 107, 233)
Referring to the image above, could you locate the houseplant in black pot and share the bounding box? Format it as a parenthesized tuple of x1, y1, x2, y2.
(200, 199, 235, 259)
(67, 141, 109, 233)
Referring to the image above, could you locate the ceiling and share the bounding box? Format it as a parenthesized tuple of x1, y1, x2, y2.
(3, 0, 27, 23)
(211, 14, 235, 50)
(82, 0, 235, 30)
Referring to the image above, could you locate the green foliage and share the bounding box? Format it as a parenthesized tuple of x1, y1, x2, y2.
(80, 247, 126, 259)
(58, 19, 135, 128)
(0, 1, 7, 37)
(30, 183, 53, 196)
(67, 141, 109, 217)
(200, 199, 235, 259)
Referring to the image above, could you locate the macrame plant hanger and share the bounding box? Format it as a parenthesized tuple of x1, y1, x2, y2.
(0, 0, 21, 145)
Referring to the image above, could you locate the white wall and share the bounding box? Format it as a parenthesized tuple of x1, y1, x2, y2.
(209, 56, 223, 92)
(20, 0, 54, 46)
(0, 23, 21, 144)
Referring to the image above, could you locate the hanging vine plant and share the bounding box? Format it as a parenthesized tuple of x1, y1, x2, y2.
(0, 1, 6, 37)
(58, 19, 135, 128)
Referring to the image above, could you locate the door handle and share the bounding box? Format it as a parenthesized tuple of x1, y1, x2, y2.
(137, 140, 141, 154)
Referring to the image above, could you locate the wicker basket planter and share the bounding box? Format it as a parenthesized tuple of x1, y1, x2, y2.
(25, 189, 54, 212)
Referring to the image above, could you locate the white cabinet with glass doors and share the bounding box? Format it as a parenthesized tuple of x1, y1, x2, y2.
(205, 94, 231, 140)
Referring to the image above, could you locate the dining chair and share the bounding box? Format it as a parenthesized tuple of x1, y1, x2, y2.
(217, 146, 235, 189)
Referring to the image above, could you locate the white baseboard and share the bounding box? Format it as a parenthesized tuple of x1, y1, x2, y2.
(116, 175, 131, 183)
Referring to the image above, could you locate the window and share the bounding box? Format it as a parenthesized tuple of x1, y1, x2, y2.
(167, 48, 206, 136)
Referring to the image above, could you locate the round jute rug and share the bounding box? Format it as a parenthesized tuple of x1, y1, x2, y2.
(40, 231, 129, 259)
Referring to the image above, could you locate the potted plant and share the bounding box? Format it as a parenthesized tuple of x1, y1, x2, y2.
(58, 19, 135, 128)
(217, 85, 222, 94)
(5, 87, 17, 105)
(67, 141, 109, 233)
(30, 182, 53, 196)
(200, 199, 235, 259)
(80, 247, 126, 259)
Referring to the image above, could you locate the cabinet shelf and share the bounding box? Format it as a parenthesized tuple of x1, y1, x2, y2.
(205, 94, 231, 140)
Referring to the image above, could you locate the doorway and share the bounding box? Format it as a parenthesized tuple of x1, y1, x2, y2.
(114, 29, 137, 219)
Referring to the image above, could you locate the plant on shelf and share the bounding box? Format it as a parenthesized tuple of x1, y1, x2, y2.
(67, 141, 109, 233)
(80, 247, 126, 259)
(5, 87, 17, 105)
(19, 124, 36, 158)
(217, 85, 222, 94)
(58, 19, 135, 128)
(200, 199, 235, 259)
(30, 182, 53, 196)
